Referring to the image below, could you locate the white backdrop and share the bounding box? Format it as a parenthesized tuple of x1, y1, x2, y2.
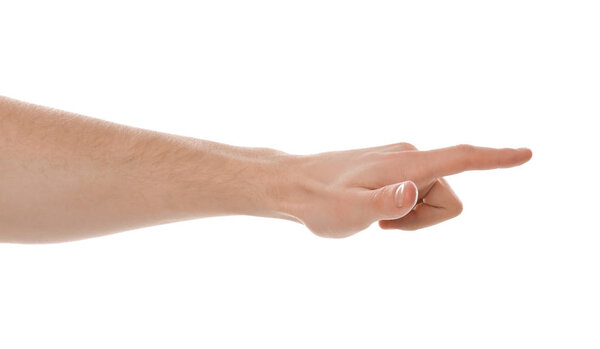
(1, 1, 598, 348)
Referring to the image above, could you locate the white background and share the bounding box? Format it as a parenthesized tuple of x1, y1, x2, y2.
(1, 1, 599, 348)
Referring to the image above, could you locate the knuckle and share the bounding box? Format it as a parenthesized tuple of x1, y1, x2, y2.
(396, 142, 417, 151)
(451, 199, 464, 217)
(456, 144, 475, 153)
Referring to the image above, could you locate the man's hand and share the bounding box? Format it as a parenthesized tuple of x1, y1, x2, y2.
(274, 143, 532, 238)
(0, 96, 531, 242)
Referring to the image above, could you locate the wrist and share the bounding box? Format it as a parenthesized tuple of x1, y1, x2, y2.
(257, 154, 326, 224)
(183, 141, 317, 224)
(187, 142, 304, 221)
(247, 153, 307, 221)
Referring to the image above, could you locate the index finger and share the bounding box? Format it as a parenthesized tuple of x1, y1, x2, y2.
(415, 144, 532, 178)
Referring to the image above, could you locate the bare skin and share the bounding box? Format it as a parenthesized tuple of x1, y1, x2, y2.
(0, 96, 532, 243)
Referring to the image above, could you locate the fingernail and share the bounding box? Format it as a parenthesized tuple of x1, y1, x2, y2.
(394, 182, 407, 207)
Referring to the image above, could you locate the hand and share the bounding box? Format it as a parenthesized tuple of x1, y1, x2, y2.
(276, 143, 532, 238)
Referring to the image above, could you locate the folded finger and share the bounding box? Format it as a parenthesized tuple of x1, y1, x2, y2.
(379, 178, 462, 230)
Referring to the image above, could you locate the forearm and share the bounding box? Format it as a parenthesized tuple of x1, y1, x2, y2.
(0, 96, 289, 243)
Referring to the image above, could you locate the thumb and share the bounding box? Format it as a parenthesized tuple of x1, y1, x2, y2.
(367, 180, 419, 221)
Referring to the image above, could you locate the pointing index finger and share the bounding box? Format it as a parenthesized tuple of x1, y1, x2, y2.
(415, 144, 532, 178)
